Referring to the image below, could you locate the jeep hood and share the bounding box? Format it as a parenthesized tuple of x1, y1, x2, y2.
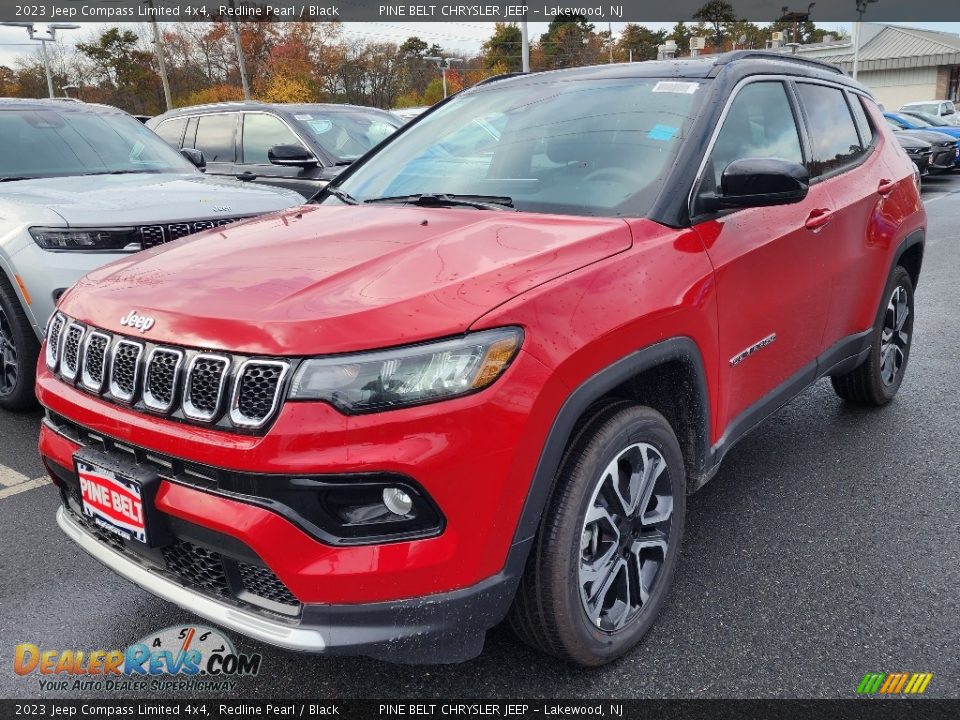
(61, 205, 632, 356)
(1, 173, 299, 225)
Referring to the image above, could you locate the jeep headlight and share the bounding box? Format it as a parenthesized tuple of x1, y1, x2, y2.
(288, 327, 523, 413)
(30, 227, 140, 252)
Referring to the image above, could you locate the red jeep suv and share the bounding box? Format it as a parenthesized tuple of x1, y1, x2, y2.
(38, 53, 925, 666)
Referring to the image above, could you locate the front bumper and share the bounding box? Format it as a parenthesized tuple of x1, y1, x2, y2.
(57, 506, 524, 663)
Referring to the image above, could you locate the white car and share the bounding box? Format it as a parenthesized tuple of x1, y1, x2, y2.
(0, 98, 302, 410)
(900, 100, 960, 126)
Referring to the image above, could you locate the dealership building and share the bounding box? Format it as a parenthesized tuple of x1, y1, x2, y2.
(790, 23, 960, 109)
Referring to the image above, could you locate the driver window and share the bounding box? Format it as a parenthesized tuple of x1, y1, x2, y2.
(709, 82, 804, 186)
(242, 113, 303, 165)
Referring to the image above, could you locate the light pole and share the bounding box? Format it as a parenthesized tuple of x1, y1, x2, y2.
(853, 0, 878, 81)
(144, 0, 172, 110)
(227, 4, 251, 101)
(0, 22, 79, 99)
(424, 56, 463, 99)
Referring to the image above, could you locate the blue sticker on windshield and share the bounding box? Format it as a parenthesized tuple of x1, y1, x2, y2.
(648, 125, 679, 142)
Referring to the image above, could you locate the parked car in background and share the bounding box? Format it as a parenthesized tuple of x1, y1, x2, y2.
(900, 100, 959, 126)
(896, 134, 933, 176)
(898, 108, 960, 139)
(147, 102, 402, 198)
(392, 106, 430, 124)
(0, 98, 302, 410)
(884, 113, 959, 171)
(884, 111, 960, 142)
(39, 53, 925, 666)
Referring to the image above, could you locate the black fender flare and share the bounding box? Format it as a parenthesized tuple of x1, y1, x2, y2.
(509, 336, 711, 548)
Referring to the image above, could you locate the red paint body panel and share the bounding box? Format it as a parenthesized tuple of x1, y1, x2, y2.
(61, 206, 632, 356)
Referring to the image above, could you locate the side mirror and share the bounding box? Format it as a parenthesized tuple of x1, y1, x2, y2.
(710, 158, 809, 210)
(180, 148, 206, 171)
(268, 144, 317, 168)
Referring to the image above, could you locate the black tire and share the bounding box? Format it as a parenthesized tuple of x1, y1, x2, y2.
(831, 265, 914, 406)
(0, 276, 40, 411)
(509, 403, 686, 666)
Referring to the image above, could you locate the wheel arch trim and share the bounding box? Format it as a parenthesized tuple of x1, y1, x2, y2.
(510, 337, 711, 548)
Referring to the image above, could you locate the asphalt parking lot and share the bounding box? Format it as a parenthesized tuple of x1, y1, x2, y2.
(2, 173, 959, 700)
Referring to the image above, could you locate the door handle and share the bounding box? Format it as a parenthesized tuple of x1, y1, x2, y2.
(804, 208, 834, 231)
(877, 178, 896, 197)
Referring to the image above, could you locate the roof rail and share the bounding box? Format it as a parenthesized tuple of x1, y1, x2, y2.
(712, 50, 845, 76)
(174, 100, 264, 111)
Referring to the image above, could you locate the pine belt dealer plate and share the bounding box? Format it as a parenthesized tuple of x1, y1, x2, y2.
(76, 457, 148, 544)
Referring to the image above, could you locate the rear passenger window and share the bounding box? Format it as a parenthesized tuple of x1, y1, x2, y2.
(796, 84, 865, 177)
(194, 113, 237, 162)
(155, 118, 187, 148)
(709, 82, 804, 185)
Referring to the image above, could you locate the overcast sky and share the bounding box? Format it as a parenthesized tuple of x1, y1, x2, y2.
(4, 21, 960, 72)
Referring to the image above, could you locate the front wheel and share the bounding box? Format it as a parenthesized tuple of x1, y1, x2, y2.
(0, 278, 40, 411)
(831, 265, 914, 406)
(509, 403, 686, 666)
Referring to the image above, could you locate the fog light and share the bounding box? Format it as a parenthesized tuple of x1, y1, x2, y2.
(382, 487, 413, 516)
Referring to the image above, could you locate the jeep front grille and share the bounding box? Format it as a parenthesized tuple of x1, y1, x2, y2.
(79, 332, 110, 392)
(142, 348, 183, 412)
(47, 315, 291, 433)
(139, 218, 244, 249)
(45, 313, 66, 369)
(184, 354, 230, 421)
(60, 323, 85, 381)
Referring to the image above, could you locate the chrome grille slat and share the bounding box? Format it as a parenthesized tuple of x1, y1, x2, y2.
(60, 323, 86, 381)
(45, 313, 66, 370)
(109, 340, 144, 403)
(229, 360, 290, 429)
(143, 347, 184, 413)
(183, 353, 230, 422)
(79, 331, 111, 392)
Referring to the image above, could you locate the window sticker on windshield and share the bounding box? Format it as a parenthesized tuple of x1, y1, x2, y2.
(648, 124, 679, 141)
(652, 81, 700, 94)
(294, 114, 313, 120)
(307, 119, 333, 134)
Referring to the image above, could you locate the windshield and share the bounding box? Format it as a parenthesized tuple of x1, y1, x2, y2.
(329, 77, 707, 218)
(291, 111, 401, 163)
(0, 108, 197, 180)
(909, 111, 948, 127)
(897, 114, 931, 128)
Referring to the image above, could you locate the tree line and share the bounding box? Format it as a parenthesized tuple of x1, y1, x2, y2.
(0, 8, 841, 114)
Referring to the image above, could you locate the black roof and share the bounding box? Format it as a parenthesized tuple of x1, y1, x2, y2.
(465, 51, 868, 95)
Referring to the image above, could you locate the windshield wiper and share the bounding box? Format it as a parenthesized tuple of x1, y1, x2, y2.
(363, 193, 515, 211)
(0, 177, 29, 182)
(324, 186, 361, 205)
(82, 170, 156, 176)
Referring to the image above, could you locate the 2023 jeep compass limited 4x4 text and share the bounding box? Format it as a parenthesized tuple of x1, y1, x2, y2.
(37, 53, 925, 666)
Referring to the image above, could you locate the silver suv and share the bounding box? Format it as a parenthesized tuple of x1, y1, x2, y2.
(0, 98, 302, 410)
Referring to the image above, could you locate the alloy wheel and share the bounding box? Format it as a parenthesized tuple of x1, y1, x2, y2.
(880, 285, 911, 387)
(0, 305, 18, 397)
(578, 442, 673, 633)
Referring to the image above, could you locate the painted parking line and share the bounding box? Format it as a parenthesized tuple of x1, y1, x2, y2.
(0, 464, 50, 499)
(0, 477, 50, 500)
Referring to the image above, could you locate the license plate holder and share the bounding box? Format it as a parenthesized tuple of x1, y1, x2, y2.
(73, 449, 168, 547)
